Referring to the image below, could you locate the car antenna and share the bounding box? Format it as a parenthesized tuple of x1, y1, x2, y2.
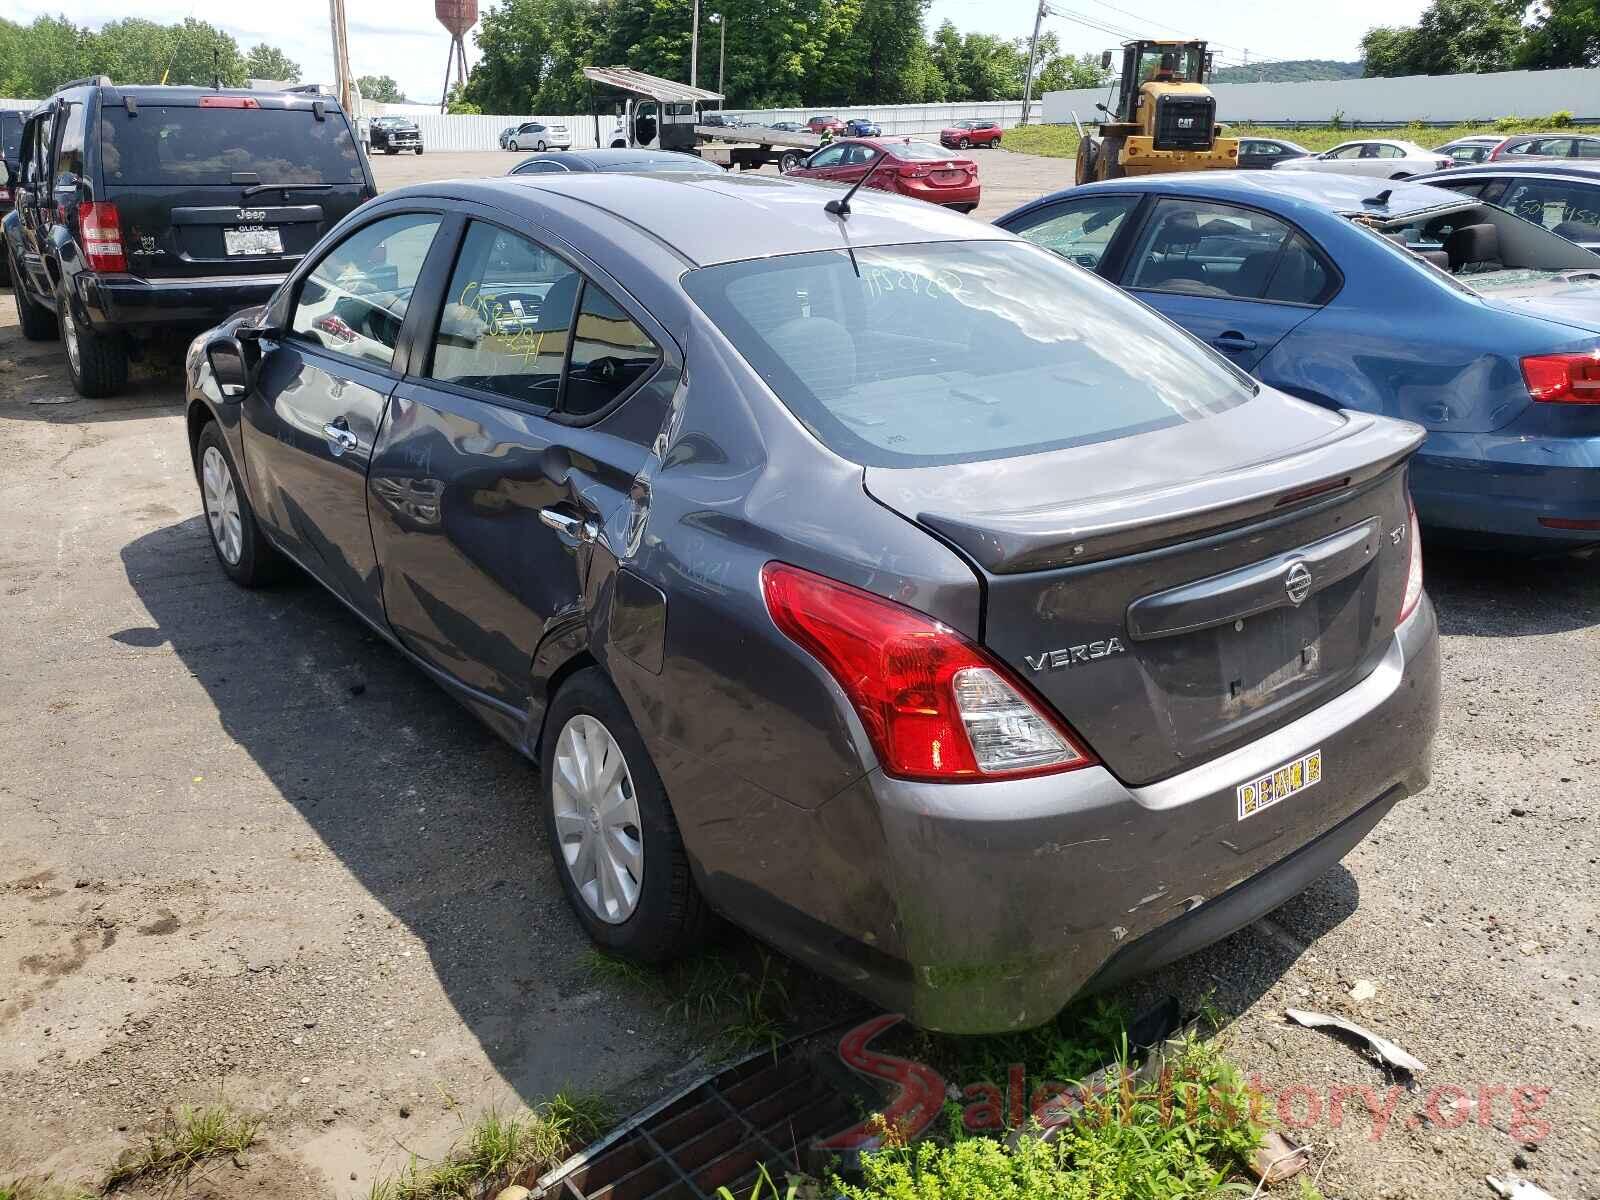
(825, 147, 891, 219)
(1362, 188, 1393, 207)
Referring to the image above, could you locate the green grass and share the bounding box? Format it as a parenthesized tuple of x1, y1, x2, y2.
(0, 1179, 95, 1200)
(583, 947, 794, 1059)
(100, 1103, 260, 1190)
(833, 1034, 1267, 1200)
(366, 1090, 614, 1200)
(1002, 109, 1578, 159)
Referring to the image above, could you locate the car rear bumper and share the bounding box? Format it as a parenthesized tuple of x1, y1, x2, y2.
(78, 272, 287, 333)
(770, 596, 1439, 1034)
(896, 180, 980, 208)
(1412, 435, 1600, 548)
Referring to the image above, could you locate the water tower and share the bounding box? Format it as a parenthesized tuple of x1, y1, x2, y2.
(436, 0, 479, 109)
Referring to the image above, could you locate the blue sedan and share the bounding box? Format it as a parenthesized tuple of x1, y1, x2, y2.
(998, 173, 1600, 550)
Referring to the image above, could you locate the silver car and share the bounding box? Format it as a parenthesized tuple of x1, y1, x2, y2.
(1274, 138, 1454, 179)
(507, 121, 572, 152)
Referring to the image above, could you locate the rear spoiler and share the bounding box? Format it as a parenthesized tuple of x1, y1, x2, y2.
(916, 411, 1425, 574)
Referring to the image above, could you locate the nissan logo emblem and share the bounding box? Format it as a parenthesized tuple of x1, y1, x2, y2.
(1284, 561, 1312, 606)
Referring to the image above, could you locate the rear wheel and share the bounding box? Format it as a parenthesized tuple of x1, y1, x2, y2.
(536, 140, 547, 151)
(540, 668, 712, 962)
(60, 303, 127, 398)
(958, 136, 971, 149)
(1074, 134, 1101, 185)
(779, 149, 805, 172)
(195, 421, 283, 587)
(1099, 135, 1127, 180)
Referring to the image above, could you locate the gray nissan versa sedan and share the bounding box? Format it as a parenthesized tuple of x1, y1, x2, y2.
(183, 172, 1440, 1033)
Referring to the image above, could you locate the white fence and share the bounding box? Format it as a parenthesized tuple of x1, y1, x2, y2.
(1043, 66, 1600, 127)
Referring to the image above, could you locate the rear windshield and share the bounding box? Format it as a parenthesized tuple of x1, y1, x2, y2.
(684, 240, 1256, 467)
(98, 104, 364, 186)
(895, 141, 961, 160)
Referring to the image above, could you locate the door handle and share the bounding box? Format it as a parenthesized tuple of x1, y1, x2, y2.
(539, 506, 598, 544)
(322, 420, 358, 455)
(1211, 331, 1258, 352)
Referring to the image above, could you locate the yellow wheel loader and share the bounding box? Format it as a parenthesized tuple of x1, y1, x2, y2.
(1074, 40, 1240, 185)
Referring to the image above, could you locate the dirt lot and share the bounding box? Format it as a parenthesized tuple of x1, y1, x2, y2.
(1, 149, 1597, 1198)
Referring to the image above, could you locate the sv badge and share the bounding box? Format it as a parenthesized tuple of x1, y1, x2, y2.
(1025, 638, 1126, 672)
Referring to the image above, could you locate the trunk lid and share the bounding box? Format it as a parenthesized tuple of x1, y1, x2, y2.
(864, 399, 1424, 785)
(1475, 273, 1600, 336)
(96, 97, 371, 280)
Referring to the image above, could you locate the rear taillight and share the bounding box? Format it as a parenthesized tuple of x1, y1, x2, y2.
(1522, 352, 1600, 403)
(1398, 500, 1423, 625)
(79, 201, 127, 273)
(898, 164, 930, 179)
(760, 562, 1095, 781)
(1436, 158, 1453, 170)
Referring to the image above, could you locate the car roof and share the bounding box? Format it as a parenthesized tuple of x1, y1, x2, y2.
(526, 148, 711, 168)
(35, 83, 344, 111)
(1432, 160, 1600, 181)
(440, 172, 1007, 266)
(1051, 170, 1468, 221)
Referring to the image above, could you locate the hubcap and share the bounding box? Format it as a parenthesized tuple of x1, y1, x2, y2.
(201, 445, 243, 565)
(551, 714, 643, 924)
(62, 308, 80, 374)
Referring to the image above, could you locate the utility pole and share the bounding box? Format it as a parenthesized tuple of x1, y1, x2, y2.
(717, 13, 726, 102)
(328, 0, 355, 115)
(1020, 0, 1046, 126)
(690, 0, 701, 88)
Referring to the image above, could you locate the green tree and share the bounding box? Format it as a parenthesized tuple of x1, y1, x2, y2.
(1361, 0, 1525, 76)
(0, 16, 90, 97)
(358, 74, 407, 103)
(1517, 0, 1600, 68)
(245, 43, 301, 82)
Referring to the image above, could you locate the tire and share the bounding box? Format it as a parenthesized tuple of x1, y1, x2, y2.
(194, 421, 283, 588)
(958, 137, 971, 149)
(415, 146, 425, 155)
(1074, 134, 1101, 185)
(385, 147, 398, 155)
(779, 150, 805, 173)
(536, 140, 547, 151)
(13, 252, 57, 340)
(0, 238, 10, 288)
(540, 668, 712, 962)
(1100, 135, 1127, 180)
(60, 303, 128, 397)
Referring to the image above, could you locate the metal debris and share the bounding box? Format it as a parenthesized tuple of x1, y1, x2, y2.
(1285, 1008, 1427, 1075)
(1487, 1176, 1557, 1200)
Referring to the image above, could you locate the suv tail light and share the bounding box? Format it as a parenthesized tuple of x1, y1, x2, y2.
(79, 201, 127, 273)
(1522, 352, 1600, 403)
(1398, 499, 1423, 625)
(760, 562, 1096, 781)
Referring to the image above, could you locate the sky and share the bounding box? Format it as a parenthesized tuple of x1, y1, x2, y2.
(13, 0, 1434, 107)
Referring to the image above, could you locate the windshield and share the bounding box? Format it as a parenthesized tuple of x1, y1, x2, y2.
(1137, 45, 1203, 84)
(683, 240, 1255, 468)
(99, 105, 364, 186)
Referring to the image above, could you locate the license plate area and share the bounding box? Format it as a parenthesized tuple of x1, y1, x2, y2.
(224, 226, 283, 256)
(1237, 748, 1322, 820)
(931, 169, 966, 184)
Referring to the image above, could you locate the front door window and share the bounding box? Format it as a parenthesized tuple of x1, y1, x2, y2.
(289, 212, 441, 367)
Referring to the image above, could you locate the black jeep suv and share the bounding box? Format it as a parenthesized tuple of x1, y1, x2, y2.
(2, 78, 376, 397)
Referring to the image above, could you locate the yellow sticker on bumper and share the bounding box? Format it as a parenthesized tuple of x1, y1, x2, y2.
(1237, 748, 1322, 821)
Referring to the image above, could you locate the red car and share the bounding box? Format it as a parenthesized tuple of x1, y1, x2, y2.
(940, 119, 1003, 150)
(783, 137, 980, 212)
(806, 114, 847, 135)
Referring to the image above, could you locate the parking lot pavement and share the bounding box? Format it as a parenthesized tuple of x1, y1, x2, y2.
(1, 147, 1597, 1197)
(366, 145, 1079, 220)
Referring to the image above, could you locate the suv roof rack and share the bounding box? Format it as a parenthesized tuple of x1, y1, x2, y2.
(56, 75, 114, 91)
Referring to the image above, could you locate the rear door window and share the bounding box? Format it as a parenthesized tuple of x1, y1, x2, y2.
(98, 105, 364, 185)
(52, 102, 86, 186)
(290, 212, 441, 367)
(1006, 194, 1140, 270)
(1126, 199, 1331, 303)
(429, 220, 580, 409)
(564, 285, 660, 416)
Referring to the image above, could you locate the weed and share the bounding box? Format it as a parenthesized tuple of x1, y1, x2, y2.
(714, 1163, 800, 1200)
(101, 1103, 260, 1190)
(579, 948, 661, 990)
(664, 952, 748, 1024)
(714, 952, 790, 1059)
(836, 1033, 1265, 1200)
(366, 1090, 614, 1200)
(0, 1179, 94, 1200)
(1297, 1177, 1326, 1200)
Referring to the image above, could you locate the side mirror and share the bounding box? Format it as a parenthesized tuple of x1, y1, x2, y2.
(1100, 49, 1114, 70)
(206, 336, 250, 400)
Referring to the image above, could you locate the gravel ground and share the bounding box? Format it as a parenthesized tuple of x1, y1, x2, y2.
(0, 148, 1595, 1197)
